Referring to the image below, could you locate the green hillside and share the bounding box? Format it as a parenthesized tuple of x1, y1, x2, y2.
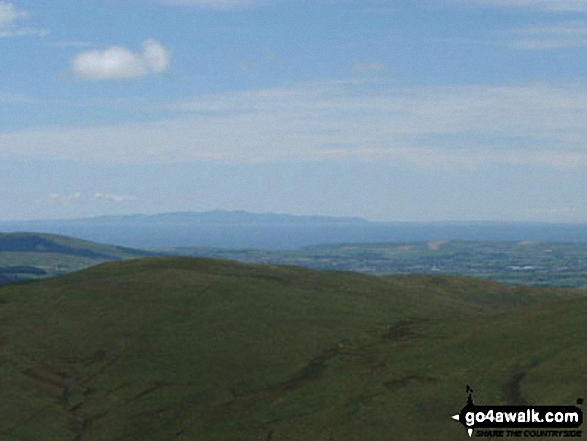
(0, 258, 585, 440)
(0, 233, 151, 284)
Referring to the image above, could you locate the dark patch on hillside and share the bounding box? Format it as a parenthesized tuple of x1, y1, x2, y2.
(281, 347, 341, 391)
(382, 319, 427, 342)
(383, 375, 438, 391)
(503, 372, 528, 405)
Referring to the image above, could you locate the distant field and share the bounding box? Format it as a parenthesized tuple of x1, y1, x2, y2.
(161, 241, 587, 288)
(0, 257, 586, 440)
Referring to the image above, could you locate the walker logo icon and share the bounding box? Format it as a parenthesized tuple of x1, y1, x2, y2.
(451, 386, 583, 438)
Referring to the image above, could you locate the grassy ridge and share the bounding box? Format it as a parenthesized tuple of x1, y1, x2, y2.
(0, 257, 585, 440)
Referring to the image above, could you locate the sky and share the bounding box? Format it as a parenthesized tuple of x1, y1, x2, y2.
(1, 0, 587, 222)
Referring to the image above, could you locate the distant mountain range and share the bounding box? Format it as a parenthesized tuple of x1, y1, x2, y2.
(82, 210, 369, 225)
(2, 210, 587, 249)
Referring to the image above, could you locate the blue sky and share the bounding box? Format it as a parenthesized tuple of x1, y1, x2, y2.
(2, 0, 587, 222)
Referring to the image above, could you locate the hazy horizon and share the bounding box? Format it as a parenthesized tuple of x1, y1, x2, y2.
(4, 210, 587, 249)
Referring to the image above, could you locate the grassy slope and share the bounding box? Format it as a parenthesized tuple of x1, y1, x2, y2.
(0, 257, 585, 440)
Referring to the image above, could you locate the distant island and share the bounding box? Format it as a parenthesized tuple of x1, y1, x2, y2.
(81, 210, 370, 225)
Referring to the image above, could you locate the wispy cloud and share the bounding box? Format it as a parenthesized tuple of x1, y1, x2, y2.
(48, 192, 82, 206)
(95, 192, 136, 202)
(508, 20, 587, 50)
(524, 207, 578, 216)
(0, 92, 38, 104)
(0, 28, 48, 38)
(163, 0, 268, 10)
(351, 62, 388, 76)
(0, 2, 48, 38)
(72, 39, 171, 81)
(4, 79, 587, 168)
(48, 191, 137, 205)
(43, 40, 95, 49)
(465, 0, 587, 12)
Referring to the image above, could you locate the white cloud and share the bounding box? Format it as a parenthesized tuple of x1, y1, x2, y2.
(5, 80, 587, 168)
(0, 2, 27, 28)
(72, 39, 171, 81)
(95, 192, 136, 202)
(0, 2, 47, 38)
(141, 40, 171, 73)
